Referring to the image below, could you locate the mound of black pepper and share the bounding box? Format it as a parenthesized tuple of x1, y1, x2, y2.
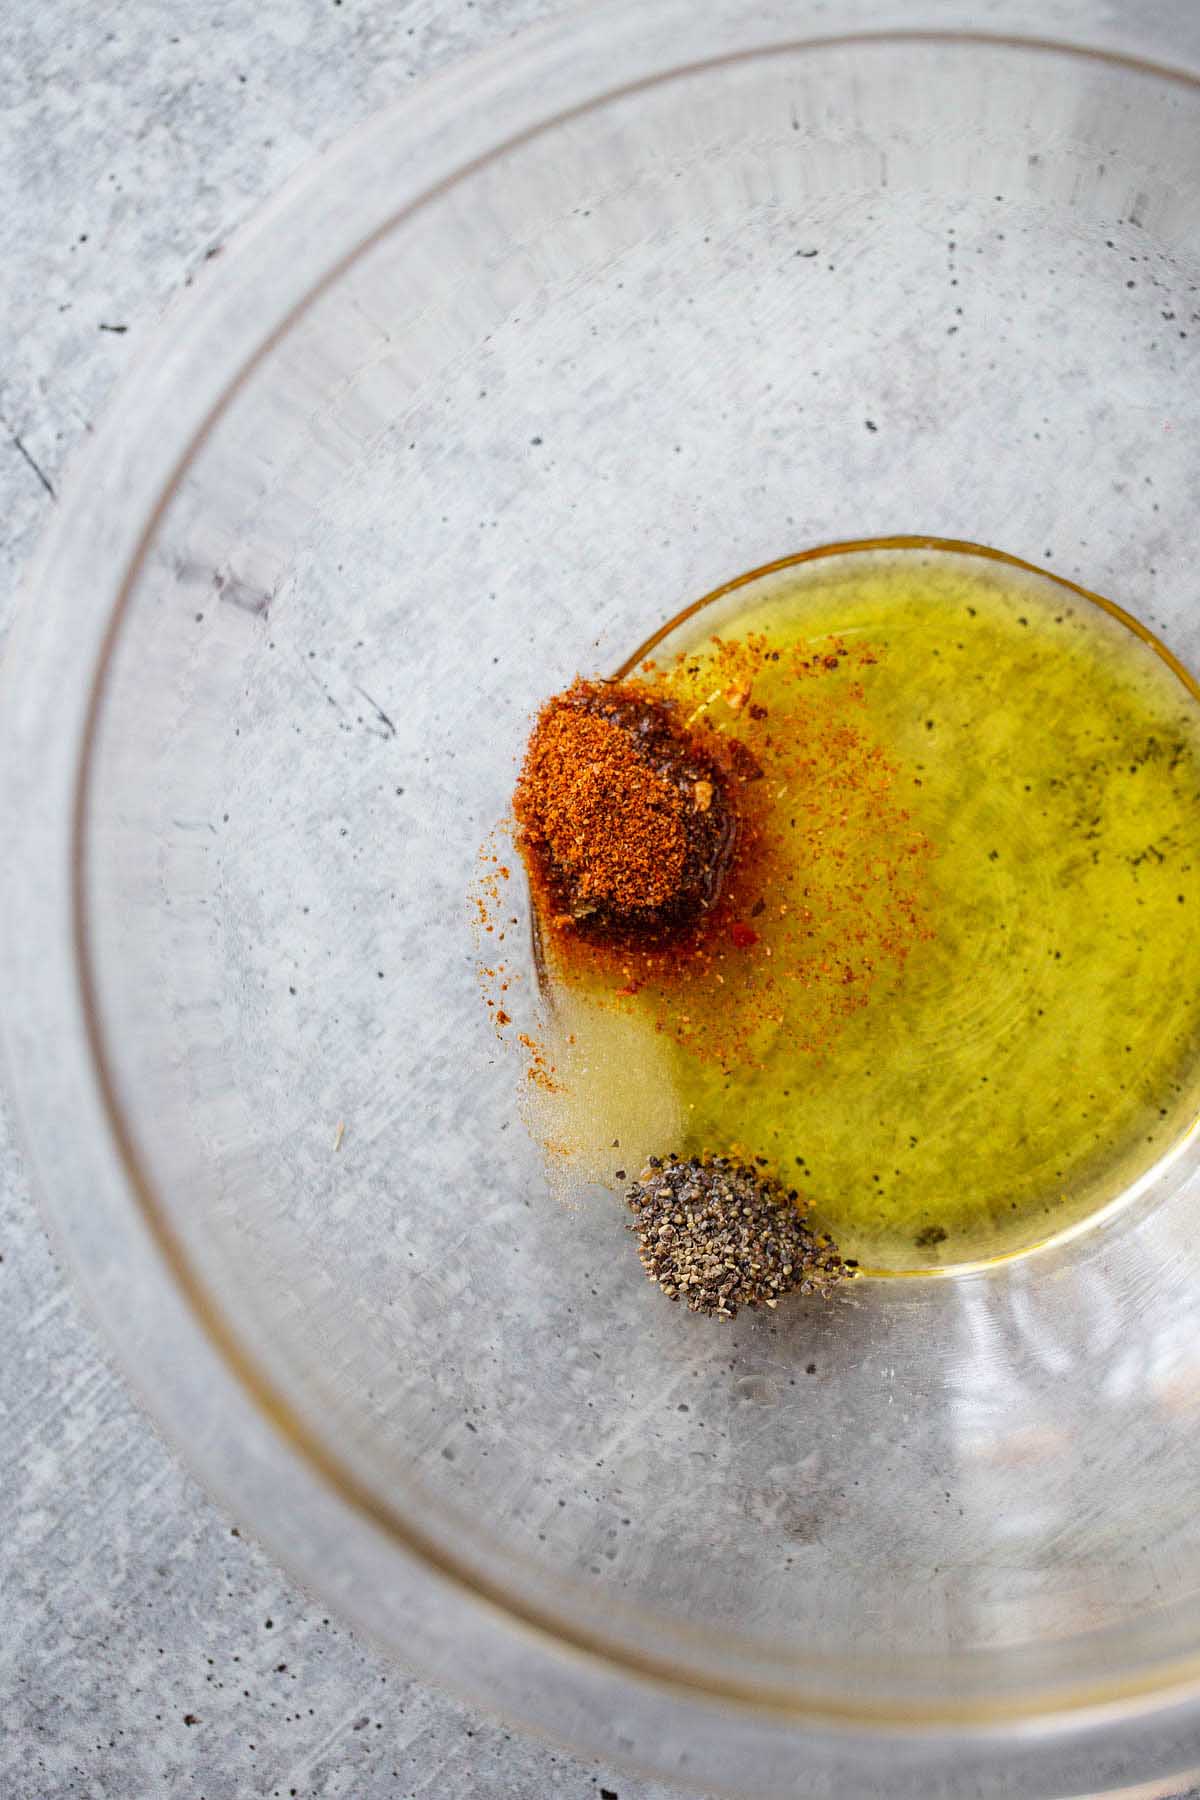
(625, 1155, 849, 1319)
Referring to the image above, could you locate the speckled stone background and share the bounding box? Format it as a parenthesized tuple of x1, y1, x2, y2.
(0, 5, 690, 1796)
(3, 3, 1200, 1798)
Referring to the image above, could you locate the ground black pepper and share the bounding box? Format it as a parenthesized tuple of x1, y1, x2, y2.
(625, 1154, 846, 1319)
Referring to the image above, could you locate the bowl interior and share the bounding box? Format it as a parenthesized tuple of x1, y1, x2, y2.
(67, 27, 1200, 1718)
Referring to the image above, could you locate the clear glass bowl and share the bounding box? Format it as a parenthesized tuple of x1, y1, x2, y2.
(7, 4, 1200, 1794)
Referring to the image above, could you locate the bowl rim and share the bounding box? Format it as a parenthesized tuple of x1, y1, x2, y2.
(9, 0, 1200, 1781)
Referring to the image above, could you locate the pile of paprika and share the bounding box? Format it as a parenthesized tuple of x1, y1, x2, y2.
(513, 678, 738, 946)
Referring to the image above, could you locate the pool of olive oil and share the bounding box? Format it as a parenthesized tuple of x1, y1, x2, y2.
(536, 542, 1200, 1273)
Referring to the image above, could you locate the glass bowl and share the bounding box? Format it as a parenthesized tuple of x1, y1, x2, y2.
(7, 4, 1200, 1794)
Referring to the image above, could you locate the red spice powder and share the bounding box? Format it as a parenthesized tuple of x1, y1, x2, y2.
(512, 678, 739, 946)
(517, 706, 687, 913)
(477, 624, 933, 1092)
(503, 632, 933, 1075)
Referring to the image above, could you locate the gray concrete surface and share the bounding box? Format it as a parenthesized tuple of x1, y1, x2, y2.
(2, 3, 1200, 1798)
(0, 4, 693, 1796)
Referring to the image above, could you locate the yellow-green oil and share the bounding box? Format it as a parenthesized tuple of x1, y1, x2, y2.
(535, 543, 1200, 1272)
